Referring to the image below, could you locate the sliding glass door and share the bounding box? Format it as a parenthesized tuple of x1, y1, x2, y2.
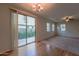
(18, 14, 27, 46)
(18, 14, 36, 47)
(27, 16, 35, 44)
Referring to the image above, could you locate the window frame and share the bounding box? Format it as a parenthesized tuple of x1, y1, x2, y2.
(60, 24, 66, 32)
(52, 24, 55, 32)
(46, 22, 51, 32)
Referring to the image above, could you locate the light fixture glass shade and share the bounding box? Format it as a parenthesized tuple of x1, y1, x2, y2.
(62, 16, 74, 22)
(32, 3, 43, 12)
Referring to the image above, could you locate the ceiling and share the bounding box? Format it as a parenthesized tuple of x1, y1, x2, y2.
(14, 3, 79, 22)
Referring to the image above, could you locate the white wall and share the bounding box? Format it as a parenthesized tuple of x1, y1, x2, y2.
(0, 4, 56, 53)
(57, 20, 79, 37)
(36, 17, 56, 41)
(0, 4, 12, 53)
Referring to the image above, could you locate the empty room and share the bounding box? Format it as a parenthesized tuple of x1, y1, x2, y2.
(0, 3, 79, 56)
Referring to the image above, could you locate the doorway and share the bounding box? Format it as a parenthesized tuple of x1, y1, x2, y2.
(18, 14, 36, 47)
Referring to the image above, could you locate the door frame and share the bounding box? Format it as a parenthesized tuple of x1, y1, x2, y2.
(10, 9, 36, 48)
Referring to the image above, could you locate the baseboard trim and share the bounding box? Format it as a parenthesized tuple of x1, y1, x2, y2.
(60, 35, 79, 39)
(0, 50, 13, 56)
(36, 35, 57, 42)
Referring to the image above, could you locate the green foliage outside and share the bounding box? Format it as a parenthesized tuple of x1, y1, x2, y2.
(18, 30, 35, 39)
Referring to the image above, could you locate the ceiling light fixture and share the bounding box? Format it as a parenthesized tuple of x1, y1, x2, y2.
(32, 3, 43, 12)
(62, 16, 74, 22)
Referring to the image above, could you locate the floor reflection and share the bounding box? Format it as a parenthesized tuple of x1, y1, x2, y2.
(18, 42, 51, 56)
(11, 37, 79, 56)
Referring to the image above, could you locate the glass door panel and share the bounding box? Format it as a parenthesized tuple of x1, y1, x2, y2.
(18, 14, 27, 46)
(27, 16, 35, 43)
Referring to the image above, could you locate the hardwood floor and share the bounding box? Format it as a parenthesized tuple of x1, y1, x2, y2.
(9, 37, 79, 56)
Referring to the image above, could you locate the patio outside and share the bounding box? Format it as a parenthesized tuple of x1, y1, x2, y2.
(18, 37, 35, 46)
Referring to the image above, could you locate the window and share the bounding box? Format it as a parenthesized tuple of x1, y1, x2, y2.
(60, 24, 66, 31)
(52, 24, 55, 31)
(46, 23, 50, 32)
